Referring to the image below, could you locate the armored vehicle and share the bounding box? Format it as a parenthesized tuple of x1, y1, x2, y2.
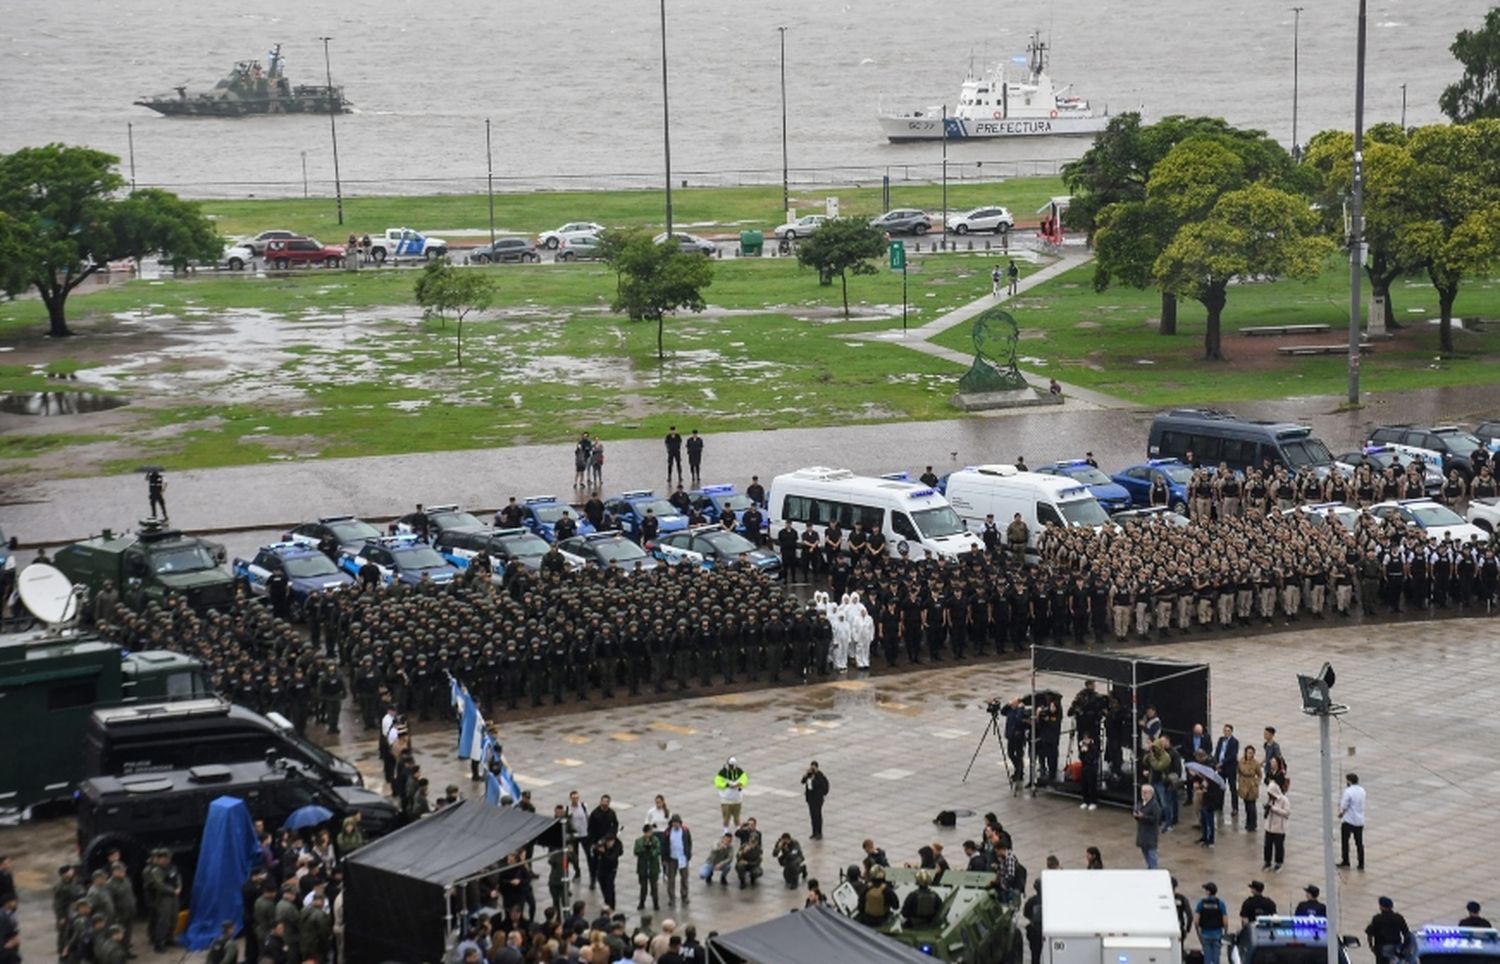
(0, 634, 208, 814)
(833, 867, 1021, 963)
(135, 44, 351, 117)
(77, 757, 398, 881)
(53, 519, 237, 613)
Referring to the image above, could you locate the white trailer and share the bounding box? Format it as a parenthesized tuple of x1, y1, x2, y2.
(1042, 869, 1181, 964)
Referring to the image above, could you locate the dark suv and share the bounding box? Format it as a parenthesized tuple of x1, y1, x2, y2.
(472, 238, 540, 263)
(264, 237, 346, 269)
(76, 758, 397, 882)
(870, 208, 933, 235)
(1365, 424, 1485, 479)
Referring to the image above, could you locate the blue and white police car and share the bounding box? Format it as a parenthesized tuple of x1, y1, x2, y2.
(1229, 916, 1356, 964)
(1035, 459, 1133, 513)
(1410, 926, 1500, 964)
(232, 542, 354, 620)
(512, 496, 595, 544)
(368, 227, 448, 264)
(285, 515, 385, 555)
(339, 535, 460, 587)
(604, 490, 690, 543)
(435, 527, 579, 578)
(652, 525, 781, 574)
(1289, 502, 1362, 534)
(1333, 445, 1443, 495)
(557, 532, 660, 573)
(389, 504, 488, 542)
(1110, 459, 1196, 510)
(687, 484, 768, 535)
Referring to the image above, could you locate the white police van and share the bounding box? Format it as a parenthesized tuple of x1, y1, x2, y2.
(766, 467, 982, 559)
(943, 465, 1112, 552)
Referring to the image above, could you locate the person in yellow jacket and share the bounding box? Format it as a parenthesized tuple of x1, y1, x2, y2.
(715, 757, 748, 832)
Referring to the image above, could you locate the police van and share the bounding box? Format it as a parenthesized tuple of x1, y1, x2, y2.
(1410, 925, 1500, 964)
(1229, 916, 1357, 964)
(767, 467, 983, 559)
(1148, 409, 1335, 476)
(942, 465, 1112, 551)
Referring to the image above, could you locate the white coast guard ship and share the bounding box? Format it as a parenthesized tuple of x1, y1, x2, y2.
(877, 34, 1113, 141)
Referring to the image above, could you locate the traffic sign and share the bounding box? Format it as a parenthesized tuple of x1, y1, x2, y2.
(889, 240, 906, 271)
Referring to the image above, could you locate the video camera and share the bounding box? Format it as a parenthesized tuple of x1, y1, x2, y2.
(984, 697, 1014, 718)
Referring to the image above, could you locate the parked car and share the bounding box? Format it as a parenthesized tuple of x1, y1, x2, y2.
(243, 230, 298, 256)
(653, 232, 717, 256)
(538, 222, 606, 250)
(556, 234, 605, 261)
(1366, 424, 1485, 479)
(772, 214, 826, 240)
(1333, 445, 1442, 495)
(264, 237, 345, 269)
(1472, 421, 1500, 451)
(870, 209, 932, 236)
(471, 238, 541, 263)
(1370, 498, 1490, 544)
(945, 206, 1014, 235)
(221, 243, 255, 271)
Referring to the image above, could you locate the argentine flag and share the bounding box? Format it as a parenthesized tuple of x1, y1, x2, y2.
(498, 765, 521, 804)
(457, 694, 484, 762)
(485, 771, 503, 806)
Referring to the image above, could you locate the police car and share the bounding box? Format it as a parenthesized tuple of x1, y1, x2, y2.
(389, 504, 488, 542)
(1466, 497, 1500, 540)
(1229, 916, 1357, 964)
(511, 496, 595, 544)
(1333, 446, 1442, 495)
(1036, 460, 1133, 513)
(339, 535, 460, 586)
(1110, 459, 1196, 511)
(285, 515, 385, 555)
(605, 490, 690, 543)
(1410, 926, 1500, 964)
(557, 532, 660, 572)
(652, 525, 781, 574)
(1289, 502, 1362, 534)
(1370, 499, 1490, 544)
(231, 542, 354, 620)
(687, 484, 768, 534)
(435, 527, 577, 577)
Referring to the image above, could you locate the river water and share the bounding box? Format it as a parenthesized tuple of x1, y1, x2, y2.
(0, 0, 1478, 198)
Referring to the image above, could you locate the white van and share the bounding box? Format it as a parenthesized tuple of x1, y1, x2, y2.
(944, 465, 1111, 548)
(767, 467, 982, 559)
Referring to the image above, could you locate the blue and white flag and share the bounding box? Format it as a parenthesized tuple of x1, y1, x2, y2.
(498, 765, 521, 804)
(485, 771, 503, 806)
(449, 677, 463, 713)
(458, 694, 484, 761)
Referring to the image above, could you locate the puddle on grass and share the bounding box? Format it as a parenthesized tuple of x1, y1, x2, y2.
(0, 392, 129, 416)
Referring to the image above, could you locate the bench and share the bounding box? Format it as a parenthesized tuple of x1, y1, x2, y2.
(1276, 343, 1374, 356)
(1242, 324, 1332, 337)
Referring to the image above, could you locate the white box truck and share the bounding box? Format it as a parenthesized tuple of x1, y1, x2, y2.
(1042, 869, 1181, 964)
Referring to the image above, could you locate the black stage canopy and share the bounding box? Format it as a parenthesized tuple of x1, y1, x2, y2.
(707, 905, 937, 964)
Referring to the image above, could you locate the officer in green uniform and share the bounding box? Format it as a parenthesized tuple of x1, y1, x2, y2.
(95, 923, 128, 964)
(205, 919, 239, 964)
(52, 866, 86, 957)
(105, 862, 137, 956)
(143, 848, 181, 952)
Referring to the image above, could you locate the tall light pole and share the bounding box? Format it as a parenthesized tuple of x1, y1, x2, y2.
(1349, 0, 1367, 404)
(778, 26, 790, 222)
(301, 151, 309, 198)
(1297, 663, 1348, 964)
(318, 36, 345, 226)
(941, 103, 948, 248)
(659, 0, 674, 238)
(1291, 7, 1304, 157)
(126, 122, 137, 191)
(485, 118, 497, 248)
(1400, 83, 1407, 127)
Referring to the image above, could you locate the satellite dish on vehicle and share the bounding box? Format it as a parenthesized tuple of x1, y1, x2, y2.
(17, 562, 81, 627)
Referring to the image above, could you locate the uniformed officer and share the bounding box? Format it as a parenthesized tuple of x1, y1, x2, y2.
(142, 849, 181, 952)
(318, 661, 345, 734)
(105, 862, 137, 956)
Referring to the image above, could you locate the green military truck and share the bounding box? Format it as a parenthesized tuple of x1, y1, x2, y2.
(834, 867, 1022, 963)
(0, 632, 209, 814)
(53, 519, 237, 613)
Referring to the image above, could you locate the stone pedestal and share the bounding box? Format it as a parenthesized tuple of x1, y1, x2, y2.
(950, 387, 1064, 411)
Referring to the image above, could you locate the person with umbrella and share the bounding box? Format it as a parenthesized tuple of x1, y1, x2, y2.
(1187, 764, 1225, 848)
(142, 467, 168, 521)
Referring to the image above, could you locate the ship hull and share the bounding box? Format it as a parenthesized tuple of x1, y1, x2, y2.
(135, 97, 350, 118)
(878, 113, 1110, 141)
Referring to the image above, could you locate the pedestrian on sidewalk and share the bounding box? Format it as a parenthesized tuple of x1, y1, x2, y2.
(1007, 259, 1020, 295)
(686, 430, 704, 486)
(1262, 775, 1289, 870)
(1134, 785, 1162, 869)
(991, 265, 1003, 297)
(1337, 772, 1366, 869)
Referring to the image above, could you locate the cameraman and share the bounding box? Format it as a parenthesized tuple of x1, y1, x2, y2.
(1068, 680, 1106, 748)
(1034, 692, 1063, 784)
(999, 698, 1030, 785)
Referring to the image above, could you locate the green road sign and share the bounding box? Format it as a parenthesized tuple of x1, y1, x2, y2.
(889, 240, 906, 271)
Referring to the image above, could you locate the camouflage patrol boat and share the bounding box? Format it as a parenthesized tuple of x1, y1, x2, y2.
(134, 44, 351, 117)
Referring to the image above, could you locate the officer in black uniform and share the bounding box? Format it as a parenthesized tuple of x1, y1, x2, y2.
(146, 470, 168, 519)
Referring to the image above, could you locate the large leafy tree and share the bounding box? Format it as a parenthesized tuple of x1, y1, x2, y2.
(1153, 183, 1333, 360)
(794, 217, 888, 318)
(1441, 7, 1500, 123)
(1395, 120, 1500, 354)
(0, 144, 222, 337)
(413, 257, 496, 367)
(611, 234, 714, 359)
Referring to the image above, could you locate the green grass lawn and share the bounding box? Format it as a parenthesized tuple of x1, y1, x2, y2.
(932, 262, 1500, 405)
(199, 177, 1067, 239)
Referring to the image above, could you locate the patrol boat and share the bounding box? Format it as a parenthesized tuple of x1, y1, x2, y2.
(134, 44, 351, 117)
(876, 34, 1112, 141)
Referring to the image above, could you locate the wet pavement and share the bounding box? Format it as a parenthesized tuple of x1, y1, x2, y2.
(4, 618, 1499, 960)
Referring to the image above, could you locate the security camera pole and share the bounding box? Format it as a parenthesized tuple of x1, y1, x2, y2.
(1297, 662, 1348, 964)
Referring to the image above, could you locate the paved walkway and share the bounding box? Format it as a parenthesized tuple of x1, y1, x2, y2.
(4, 619, 1496, 959)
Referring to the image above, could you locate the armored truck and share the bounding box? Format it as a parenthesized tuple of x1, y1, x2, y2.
(53, 520, 237, 613)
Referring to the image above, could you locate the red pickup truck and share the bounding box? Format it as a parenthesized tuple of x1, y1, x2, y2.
(264, 237, 346, 269)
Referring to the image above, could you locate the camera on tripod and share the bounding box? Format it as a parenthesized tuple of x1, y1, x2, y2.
(985, 697, 1027, 719)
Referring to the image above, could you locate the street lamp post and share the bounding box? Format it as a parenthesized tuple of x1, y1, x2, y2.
(659, 0, 674, 238)
(485, 118, 496, 249)
(1291, 7, 1304, 157)
(301, 151, 309, 199)
(778, 26, 790, 223)
(1297, 663, 1348, 964)
(941, 103, 948, 249)
(318, 36, 345, 226)
(1400, 83, 1407, 128)
(127, 122, 137, 192)
(1348, 0, 1367, 404)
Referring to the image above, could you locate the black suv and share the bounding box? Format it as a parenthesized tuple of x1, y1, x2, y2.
(77, 758, 397, 881)
(472, 238, 540, 263)
(1365, 424, 1486, 479)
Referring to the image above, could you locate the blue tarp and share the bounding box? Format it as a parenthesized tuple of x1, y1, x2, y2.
(184, 796, 260, 950)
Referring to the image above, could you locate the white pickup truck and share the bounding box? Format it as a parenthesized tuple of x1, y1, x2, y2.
(368, 227, 448, 263)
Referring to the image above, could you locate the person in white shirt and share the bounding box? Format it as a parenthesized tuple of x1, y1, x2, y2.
(1336, 772, 1366, 870)
(565, 790, 590, 882)
(646, 795, 672, 834)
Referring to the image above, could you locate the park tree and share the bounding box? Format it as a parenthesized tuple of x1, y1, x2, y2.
(611, 233, 714, 359)
(1440, 7, 1500, 123)
(1154, 183, 1334, 360)
(413, 256, 496, 367)
(1395, 120, 1500, 354)
(0, 144, 222, 337)
(794, 217, 887, 318)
